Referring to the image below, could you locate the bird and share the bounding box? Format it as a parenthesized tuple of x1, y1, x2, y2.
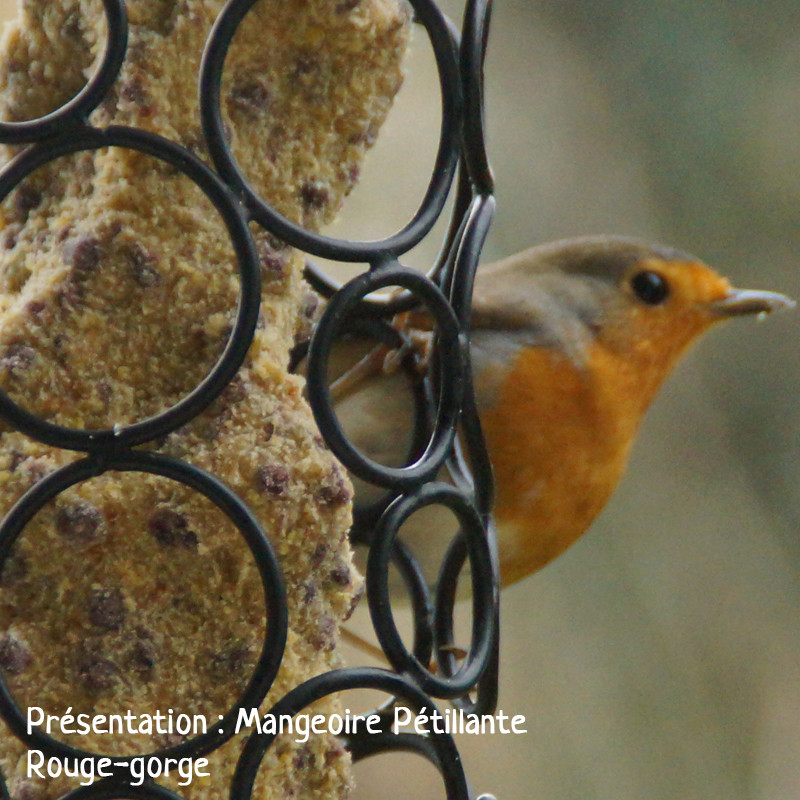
(315, 235, 794, 593)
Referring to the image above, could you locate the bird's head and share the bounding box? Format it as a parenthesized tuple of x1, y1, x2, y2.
(471, 235, 794, 410)
(470, 236, 794, 582)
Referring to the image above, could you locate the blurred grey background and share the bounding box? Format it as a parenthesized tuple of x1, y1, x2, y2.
(1, 0, 797, 798)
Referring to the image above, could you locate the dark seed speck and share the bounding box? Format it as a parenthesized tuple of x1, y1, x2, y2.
(220, 376, 248, 406)
(315, 470, 351, 506)
(209, 643, 251, 679)
(128, 636, 157, 680)
(119, 75, 147, 106)
(311, 617, 337, 652)
(0, 343, 35, 376)
(55, 224, 73, 243)
(228, 78, 271, 117)
(329, 563, 351, 586)
(294, 53, 317, 77)
(155, 731, 186, 749)
(293, 744, 313, 771)
(254, 464, 290, 496)
(1, 222, 22, 249)
(300, 180, 330, 211)
(344, 582, 365, 620)
(87, 587, 126, 630)
(301, 290, 320, 320)
(76, 650, 119, 692)
(62, 234, 101, 280)
(148, 508, 198, 548)
(55, 500, 105, 544)
(9, 184, 42, 221)
(311, 542, 327, 568)
(123, 241, 161, 287)
(257, 240, 290, 285)
(301, 579, 318, 603)
(0, 632, 33, 674)
(25, 300, 46, 316)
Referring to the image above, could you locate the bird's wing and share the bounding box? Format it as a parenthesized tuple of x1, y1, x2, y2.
(468, 262, 596, 411)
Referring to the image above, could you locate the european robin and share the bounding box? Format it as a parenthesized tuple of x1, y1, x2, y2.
(320, 235, 794, 591)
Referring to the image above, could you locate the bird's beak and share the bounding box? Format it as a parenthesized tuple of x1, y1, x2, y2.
(710, 289, 796, 318)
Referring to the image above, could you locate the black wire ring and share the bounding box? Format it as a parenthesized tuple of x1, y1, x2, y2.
(230, 667, 469, 800)
(352, 534, 436, 669)
(367, 482, 494, 699)
(0, 450, 287, 768)
(293, 315, 431, 527)
(460, 0, 494, 195)
(306, 263, 467, 490)
(436, 194, 500, 716)
(434, 527, 498, 716)
(442, 192, 498, 514)
(199, 0, 461, 262)
(0, 0, 128, 144)
(0, 124, 260, 453)
(445, 194, 496, 330)
(346, 728, 443, 771)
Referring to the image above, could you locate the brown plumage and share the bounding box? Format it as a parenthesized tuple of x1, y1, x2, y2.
(328, 236, 794, 590)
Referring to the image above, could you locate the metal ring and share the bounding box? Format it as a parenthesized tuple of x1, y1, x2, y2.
(306, 263, 467, 489)
(199, 0, 461, 262)
(230, 667, 469, 800)
(293, 315, 431, 522)
(434, 524, 499, 716)
(0, 450, 287, 768)
(460, 0, 495, 194)
(0, 0, 128, 143)
(444, 194, 496, 327)
(367, 483, 495, 698)
(351, 533, 436, 668)
(0, 124, 260, 452)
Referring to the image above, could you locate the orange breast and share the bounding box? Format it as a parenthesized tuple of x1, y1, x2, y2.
(481, 344, 639, 585)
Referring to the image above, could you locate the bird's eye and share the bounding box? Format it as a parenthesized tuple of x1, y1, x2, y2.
(631, 270, 669, 305)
